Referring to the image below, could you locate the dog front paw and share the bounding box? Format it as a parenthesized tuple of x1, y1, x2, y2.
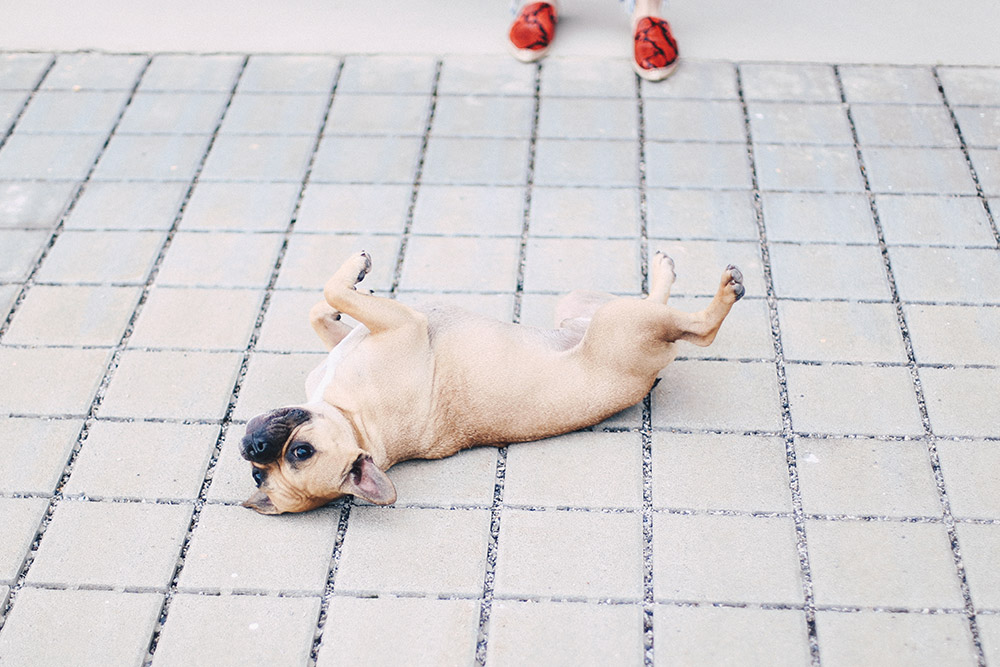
(723, 264, 745, 301)
(354, 250, 373, 284)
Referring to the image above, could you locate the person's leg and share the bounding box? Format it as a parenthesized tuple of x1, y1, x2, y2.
(631, 0, 679, 81)
(508, 0, 559, 63)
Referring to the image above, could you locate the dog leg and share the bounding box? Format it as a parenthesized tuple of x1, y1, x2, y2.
(647, 250, 675, 304)
(309, 301, 353, 351)
(659, 264, 744, 347)
(323, 251, 424, 335)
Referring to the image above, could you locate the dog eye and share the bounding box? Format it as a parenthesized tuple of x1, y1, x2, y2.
(289, 443, 314, 462)
(251, 468, 265, 487)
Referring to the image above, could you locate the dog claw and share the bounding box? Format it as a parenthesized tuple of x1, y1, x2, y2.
(356, 251, 372, 283)
(732, 283, 745, 300)
(727, 266, 743, 284)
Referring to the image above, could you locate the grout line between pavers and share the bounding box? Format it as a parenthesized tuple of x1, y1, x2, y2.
(834, 64, 987, 667)
(0, 54, 157, 633)
(0, 55, 55, 152)
(736, 62, 822, 665)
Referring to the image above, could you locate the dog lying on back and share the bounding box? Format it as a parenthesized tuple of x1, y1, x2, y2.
(241, 250, 744, 514)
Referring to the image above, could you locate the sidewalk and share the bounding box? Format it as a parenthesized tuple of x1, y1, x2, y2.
(0, 44, 999, 667)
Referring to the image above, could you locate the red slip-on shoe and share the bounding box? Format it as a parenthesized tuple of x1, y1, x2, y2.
(633, 16, 679, 81)
(509, 2, 558, 63)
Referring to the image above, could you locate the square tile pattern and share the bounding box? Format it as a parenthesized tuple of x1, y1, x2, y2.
(0, 54, 994, 666)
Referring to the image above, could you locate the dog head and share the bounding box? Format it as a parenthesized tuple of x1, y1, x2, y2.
(240, 405, 397, 514)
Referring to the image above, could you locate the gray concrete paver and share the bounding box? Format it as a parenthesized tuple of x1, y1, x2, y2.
(40, 53, 147, 91)
(539, 97, 639, 140)
(921, 367, 1000, 438)
(220, 92, 330, 136)
(14, 90, 130, 135)
(155, 231, 283, 288)
(739, 63, 841, 102)
(238, 55, 339, 93)
(296, 183, 411, 234)
(769, 242, 891, 300)
(0, 347, 110, 416)
(138, 54, 243, 92)
(0, 229, 52, 281)
(91, 134, 212, 182)
(850, 104, 961, 148)
(747, 101, 855, 146)
(411, 185, 525, 236)
(905, 304, 1000, 366)
(815, 611, 978, 666)
(838, 65, 942, 105)
(337, 55, 438, 95)
(199, 135, 316, 183)
(116, 91, 230, 135)
(0, 133, 106, 180)
(755, 144, 866, 192)
(310, 134, 423, 184)
(0, 418, 80, 494)
(952, 107, 1000, 148)
(0, 497, 48, 582)
(876, 194, 996, 246)
(0, 180, 76, 229)
(981, 616, 1000, 665)
(778, 300, 908, 363)
(646, 189, 757, 240)
(936, 441, 1000, 519)
(760, 192, 876, 244)
(970, 147, 1000, 196)
(890, 245, 1000, 304)
(433, 95, 535, 139)
(0, 53, 52, 90)
(129, 286, 263, 350)
(327, 93, 429, 137)
(34, 229, 165, 283)
(937, 66, 1000, 106)
(862, 146, 979, 195)
(3, 284, 141, 346)
(64, 181, 189, 230)
(644, 141, 751, 189)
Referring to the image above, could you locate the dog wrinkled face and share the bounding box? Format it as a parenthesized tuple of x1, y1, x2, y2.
(240, 406, 396, 515)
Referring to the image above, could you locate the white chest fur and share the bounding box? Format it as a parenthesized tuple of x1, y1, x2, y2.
(308, 324, 370, 404)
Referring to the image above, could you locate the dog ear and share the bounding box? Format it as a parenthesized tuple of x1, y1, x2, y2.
(242, 489, 281, 515)
(342, 454, 397, 505)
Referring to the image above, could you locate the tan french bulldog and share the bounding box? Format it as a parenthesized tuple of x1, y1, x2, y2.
(241, 250, 744, 514)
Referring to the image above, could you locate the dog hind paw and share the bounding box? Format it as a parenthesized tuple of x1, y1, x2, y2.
(724, 264, 745, 301)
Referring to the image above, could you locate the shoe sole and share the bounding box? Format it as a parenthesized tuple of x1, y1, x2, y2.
(633, 58, 679, 81)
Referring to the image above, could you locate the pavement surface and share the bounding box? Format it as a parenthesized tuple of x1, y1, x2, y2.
(1, 5, 1000, 667)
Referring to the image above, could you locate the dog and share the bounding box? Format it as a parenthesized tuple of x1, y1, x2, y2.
(241, 250, 744, 514)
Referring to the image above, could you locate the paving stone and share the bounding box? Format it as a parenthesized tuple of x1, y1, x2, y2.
(0, 229, 51, 281)
(384, 445, 498, 507)
(538, 97, 637, 140)
(862, 146, 978, 195)
(129, 286, 262, 350)
(433, 95, 534, 139)
(0, 284, 18, 320)
(232, 352, 323, 421)
(755, 145, 865, 192)
(890, 246, 1000, 304)
(41, 53, 147, 91)
(199, 135, 315, 183)
(523, 237, 641, 293)
(100, 349, 242, 420)
(438, 55, 537, 96)
(652, 432, 791, 512)
(255, 290, 327, 352)
(4, 285, 140, 346)
(0, 417, 79, 494)
(937, 440, 1000, 519)
(531, 186, 639, 238)
(116, 91, 229, 134)
(760, 192, 876, 244)
(797, 437, 941, 517)
(65, 181, 188, 230)
(488, 601, 643, 666)
(970, 148, 1000, 196)
(953, 107, 1000, 148)
(533, 137, 639, 187)
(1, 90, 28, 134)
(651, 360, 783, 432)
(504, 431, 643, 509)
(644, 141, 752, 190)
(152, 593, 319, 667)
(239, 55, 339, 93)
(0, 588, 162, 667)
(318, 596, 479, 667)
(777, 300, 907, 363)
(423, 137, 530, 186)
(411, 185, 524, 236)
(921, 367, 1000, 438)
(851, 104, 960, 148)
(0, 497, 48, 582)
(540, 58, 636, 98)
(310, 135, 423, 184)
(204, 423, 254, 503)
(400, 235, 520, 292)
(816, 611, 977, 667)
(178, 503, 339, 593)
(277, 233, 399, 291)
(296, 183, 411, 234)
(35, 229, 165, 284)
(647, 188, 757, 241)
(653, 513, 803, 604)
(838, 65, 942, 105)
(0, 181, 77, 228)
(668, 295, 775, 361)
(806, 519, 964, 608)
(336, 506, 490, 596)
(155, 231, 282, 288)
(494, 508, 643, 600)
(139, 54, 243, 92)
(654, 605, 811, 667)
(740, 63, 841, 102)
(769, 243, 891, 300)
(0, 347, 109, 416)
(327, 93, 429, 136)
(337, 55, 438, 94)
(641, 60, 739, 100)
(937, 67, 1000, 106)
(27, 499, 191, 588)
(785, 363, 923, 436)
(0, 53, 52, 90)
(981, 615, 1000, 665)
(16, 90, 129, 136)
(644, 240, 766, 298)
(877, 194, 995, 246)
(64, 420, 217, 501)
(747, 101, 854, 145)
(180, 182, 299, 232)
(218, 92, 329, 136)
(959, 525, 1000, 608)
(0, 133, 106, 180)
(904, 304, 1000, 366)
(92, 134, 212, 182)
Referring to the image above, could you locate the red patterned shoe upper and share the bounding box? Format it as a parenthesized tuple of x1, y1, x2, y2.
(509, 2, 558, 51)
(634, 17, 679, 71)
